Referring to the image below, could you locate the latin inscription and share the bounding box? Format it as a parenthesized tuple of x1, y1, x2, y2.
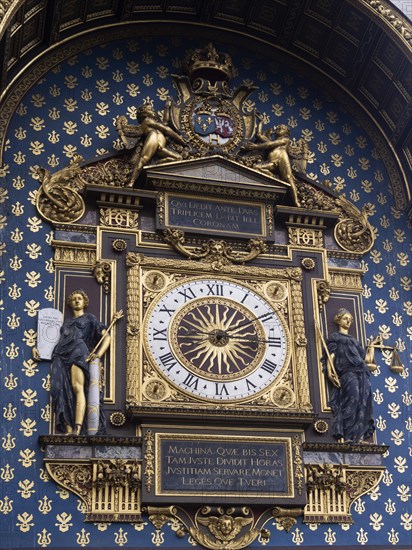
(165, 196, 264, 236)
(159, 437, 289, 496)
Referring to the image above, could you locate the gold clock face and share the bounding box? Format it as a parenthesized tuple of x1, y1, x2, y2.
(143, 277, 290, 402)
(169, 297, 267, 381)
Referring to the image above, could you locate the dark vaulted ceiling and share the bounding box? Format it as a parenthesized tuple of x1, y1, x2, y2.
(0, 0, 411, 209)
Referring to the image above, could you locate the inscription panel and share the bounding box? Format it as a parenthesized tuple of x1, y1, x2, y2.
(161, 193, 267, 237)
(142, 427, 305, 505)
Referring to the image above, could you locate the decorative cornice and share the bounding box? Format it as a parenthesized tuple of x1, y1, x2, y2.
(360, 0, 412, 48)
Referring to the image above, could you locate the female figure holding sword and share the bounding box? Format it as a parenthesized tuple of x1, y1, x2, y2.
(37, 290, 122, 435)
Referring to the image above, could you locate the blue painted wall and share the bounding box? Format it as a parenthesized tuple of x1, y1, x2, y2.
(0, 35, 411, 548)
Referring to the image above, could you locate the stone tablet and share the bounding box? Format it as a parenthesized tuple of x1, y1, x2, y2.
(37, 308, 63, 360)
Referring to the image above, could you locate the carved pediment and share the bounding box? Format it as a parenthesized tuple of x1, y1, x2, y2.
(144, 155, 289, 199)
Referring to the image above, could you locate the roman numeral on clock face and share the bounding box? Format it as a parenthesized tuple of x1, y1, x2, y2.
(178, 287, 196, 302)
(215, 383, 229, 396)
(153, 327, 167, 340)
(206, 283, 224, 296)
(159, 352, 178, 371)
(159, 305, 175, 317)
(261, 359, 278, 374)
(183, 373, 199, 389)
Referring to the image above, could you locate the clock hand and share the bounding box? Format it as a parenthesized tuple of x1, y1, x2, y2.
(227, 311, 273, 333)
(228, 336, 271, 344)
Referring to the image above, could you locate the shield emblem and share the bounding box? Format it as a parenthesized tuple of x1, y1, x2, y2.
(193, 114, 216, 136)
(193, 114, 234, 138)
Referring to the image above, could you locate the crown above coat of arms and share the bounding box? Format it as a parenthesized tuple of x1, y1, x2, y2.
(184, 43, 235, 82)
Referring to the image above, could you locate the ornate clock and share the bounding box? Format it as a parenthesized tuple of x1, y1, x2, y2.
(126, 253, 311, 418)
(143, 277, 290, 402)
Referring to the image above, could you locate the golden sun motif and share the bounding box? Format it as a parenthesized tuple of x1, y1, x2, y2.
(170, 298, 267, 381)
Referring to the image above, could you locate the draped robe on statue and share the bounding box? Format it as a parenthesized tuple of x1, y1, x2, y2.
(325, 331, 375, 443)
(50, 313, 107, 434)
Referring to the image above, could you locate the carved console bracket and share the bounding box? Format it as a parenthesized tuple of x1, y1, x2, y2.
(146, 505, 304, 550)
(303, 443, 387, 524)
(163, 228, 267, 268)
(39, 436, 142, 522)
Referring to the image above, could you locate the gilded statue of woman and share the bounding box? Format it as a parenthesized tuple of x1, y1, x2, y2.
(324, 308, 375, 444)
(49, 290, 110, 435)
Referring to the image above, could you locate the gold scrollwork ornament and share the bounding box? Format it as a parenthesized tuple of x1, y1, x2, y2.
(35, 156, 86, 224)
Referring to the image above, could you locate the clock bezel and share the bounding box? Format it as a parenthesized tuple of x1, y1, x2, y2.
(126, 253, 311, 416)
(143, 276, 292, 403)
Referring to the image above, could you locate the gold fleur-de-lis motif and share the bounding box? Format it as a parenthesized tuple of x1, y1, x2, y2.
(14, 126, 27, 141)
(48, 153, 60, 167)
(0, 496, 13, 514)
(38, 495, 52, 514)
(114, 527, 128, 546)
(7, 313, 20, 329)
(19, 418, 37, 437)
(354, 498, 365, 514)
(151, 530, 164, 546)
(4, 373, 18, 389)
(21, 389, 38, 407)
(42, 374, 51, 391)
(37, 529, 52, 547)
(44, 286, 54, 301)
(55, 512, 73, 532)
(19, 448, 36, 467)
(41, 403, 51, 421)
(6, 343, 19, 359)
(39, 468, 50, 482)
(8, 284, 21, 299)
(324, 527, 336, 545)
(292, 528, 304, 544)
(356, 528, 368, 544)
(18, 479, 35, 499)
(3, 403, 17, 421)
(13, 152, 26, 165)
(385, 499, 396, 515)
(45, 260, 54, 273)
(49, 107, 60, 120)
(388, 528, 399, 544)
(383, 470, 393, 486)
(16, 512, 34, 532)
(0, 464, 15, 481)
(2, 433, 16, 451)
(76, 528, 90, 546)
